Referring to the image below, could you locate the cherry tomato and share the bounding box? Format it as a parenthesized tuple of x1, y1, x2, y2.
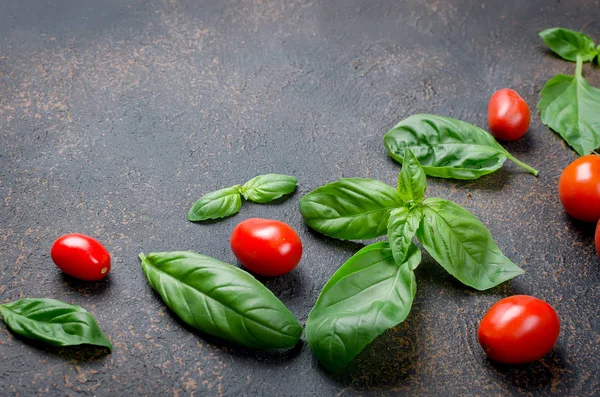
(487, 88, 531, 141)
(596, 220, 600, 257)
(558, 154, 600, 223)
(478, 295, 560, 364)
(51, 233, 111, 281)
(230, 218, 302, 277)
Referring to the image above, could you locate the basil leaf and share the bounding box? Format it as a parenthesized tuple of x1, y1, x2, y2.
(299, 178, 404, 240)
(539, 27, 597, 62)
(240, 174, 297, 203)
(387, 206, 423, 265)
(306, 242, 420, 372)
(417, 198, 524, 291)
(187, 186, 242, 221)
(384, 114, 538, 179)
(0, 298, 112, 350)
(538, 67, 600, 156)
(397, 147, 426, 203)
(139, 251, 302, 349)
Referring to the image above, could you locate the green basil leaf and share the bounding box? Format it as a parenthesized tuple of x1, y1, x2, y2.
(299, 178, 404, 240)
(539, 27, 597, 62)
(397, 147, 426, 203)
(0, 298, 112, 350)
(240, 174, 297, 203)
(187, 186, 242, 221)
(417, 198, 524, 291)
(306, 242, 420, 372)
(384, 114, 538, 179)
(538, 71, 600, 156)
(387, 206, 423, 265)
(139, 251, 302, 349)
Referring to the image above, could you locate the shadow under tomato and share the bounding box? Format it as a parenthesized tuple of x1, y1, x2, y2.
(243, 267, 305, 301)
(57, 272, 112, 297)
(485, 347, 571, 392)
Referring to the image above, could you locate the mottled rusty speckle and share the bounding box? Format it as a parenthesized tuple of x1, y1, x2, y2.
(1, 0, 600, 395)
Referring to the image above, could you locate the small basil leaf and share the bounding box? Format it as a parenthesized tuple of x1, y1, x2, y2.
(0, 298, 112, 350)
(240, 174, 297, 203)
(387, 206, 423, 265)
(539, 27, 597, 62)
(299, 178, 404, 240)
(139, 252, 302, 349)
(306, 242, 420, 372)
(417, 198, 524, 291)
(187, 186, 242, 221)
(384, 114, 538, 179)
(397, 147, 426, 203)
(538, 72, 600, 156)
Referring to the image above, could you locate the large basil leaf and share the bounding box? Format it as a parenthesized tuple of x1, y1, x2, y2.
(538, 67, 600, 156)
(539, 28, 597, 63)
(417, 198, 524, 291)
(240, 174, 297, 203)
(397, 147, 426, 203)
(384, 114, 538, 179)
(0, 298, 112, 350)
(299, 178, 404, 240)
(387, 206, 423, 265)
(306, 242, 420, 372)
(187, 186, 242, 221)
(139, 251, 302, 349)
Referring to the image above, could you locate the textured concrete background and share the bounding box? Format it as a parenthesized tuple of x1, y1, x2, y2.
(1, 0, 599, 395)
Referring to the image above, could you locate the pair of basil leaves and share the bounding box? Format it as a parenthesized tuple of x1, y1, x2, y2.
(300, 148, 524, 371)
(187, 174, 297, 221)
(538, 27, 600, 156)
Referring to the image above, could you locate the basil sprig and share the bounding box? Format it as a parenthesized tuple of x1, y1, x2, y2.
(383, 114, 538, 180)
(301, 148, 524, 371)
(139, 251, 302, 349)
(0, 298, 112, 350)
(187, 174, 297, 221)
(538, 28, 600, 155)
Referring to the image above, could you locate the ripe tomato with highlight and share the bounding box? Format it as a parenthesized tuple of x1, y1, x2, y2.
(558, 154, 600, 223)
(487, 88, 531, 141)
(478, 295, 560, 364)
(230, 218, 302, 277)
(51, 233, 111, 281)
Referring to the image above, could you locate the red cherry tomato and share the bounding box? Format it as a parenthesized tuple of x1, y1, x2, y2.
(478, 295, 560, 364)
(487, 88, 531, 141)
(51, 233, 111, 281)
(230, 218, 302, 277)
(595, 220, 600, 257)
(558, 154, 600, 223)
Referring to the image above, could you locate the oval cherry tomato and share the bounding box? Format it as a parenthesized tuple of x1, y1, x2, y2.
(558, 154, 600, 223)
(51, 233, 111, 281)
(487, 88, 531, 141)
(230, 218, 302, 277)
(596, 220, 600, 257)
(478, 295, 560, 364)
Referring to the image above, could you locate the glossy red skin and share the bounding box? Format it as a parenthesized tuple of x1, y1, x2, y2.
(596, 220, 600, 257)
(230, 218, 302, 277)
(558, 154, 600, 223)
(51, 233, 111, 281)
(488, 88, 531, 141)
(478, 295, 560, 364)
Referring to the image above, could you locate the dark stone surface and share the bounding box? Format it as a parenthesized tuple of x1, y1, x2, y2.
(1, 0, 599, 395)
